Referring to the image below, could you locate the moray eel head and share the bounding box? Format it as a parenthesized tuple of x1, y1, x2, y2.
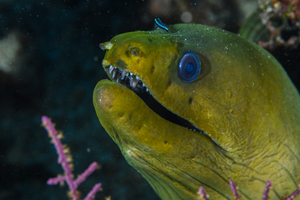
(94, 24, 300, 199)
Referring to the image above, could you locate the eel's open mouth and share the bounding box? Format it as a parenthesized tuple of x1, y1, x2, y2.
(104, 64, 203, 133)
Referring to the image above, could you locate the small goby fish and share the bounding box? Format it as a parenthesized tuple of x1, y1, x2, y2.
(155, 18, 169, 32)
(93, 23, 300, 199)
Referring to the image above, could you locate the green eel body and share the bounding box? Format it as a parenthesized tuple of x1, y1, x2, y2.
(93, 24, 300, 199)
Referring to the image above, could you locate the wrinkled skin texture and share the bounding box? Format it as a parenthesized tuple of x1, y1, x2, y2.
(93, 24, 300, 199)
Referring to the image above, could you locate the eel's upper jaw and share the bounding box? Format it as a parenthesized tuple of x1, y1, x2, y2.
(100, 41, 149, 93)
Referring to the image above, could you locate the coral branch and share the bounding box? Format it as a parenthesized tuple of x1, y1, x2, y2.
(198, 187, 208, 200)
(41, 116, 78, 199)
(83, 183, 102, 200)
(74, 162, 99, 188)
(41, 116, 101, 200)
(285, 184, 300, 200)
(262, 181, 271, 200)
(258, 0, 300, 50)
(47, 175, 66, 185)
(229, 180, 240, 200)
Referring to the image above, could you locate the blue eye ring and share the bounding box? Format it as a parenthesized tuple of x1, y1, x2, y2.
(178, 51, 201, 82)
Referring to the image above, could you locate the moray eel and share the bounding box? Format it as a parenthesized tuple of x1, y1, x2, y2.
(93, 24, 300, 199)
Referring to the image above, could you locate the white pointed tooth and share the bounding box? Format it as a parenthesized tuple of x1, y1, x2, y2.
(142, 83, 145, 87)
(109, 66, 114, 74)
(146, 88, 149, 92)
(112, 70, 116, 79)
(130, 72, 133, 76)
(130, 78, 133, 87)
(132, 76, 138, 90)
(121, 70, 127, 80)
(136, 76, 140, 81)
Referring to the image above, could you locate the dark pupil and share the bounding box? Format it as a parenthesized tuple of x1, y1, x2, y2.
(185, 62, 195, 74)
(132, 50, 137, 55)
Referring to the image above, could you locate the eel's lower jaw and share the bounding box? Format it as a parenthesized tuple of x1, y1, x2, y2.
(104, 64, 205, 135)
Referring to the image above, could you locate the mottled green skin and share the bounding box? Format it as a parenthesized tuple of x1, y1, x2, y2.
(93, 24, 300, 199)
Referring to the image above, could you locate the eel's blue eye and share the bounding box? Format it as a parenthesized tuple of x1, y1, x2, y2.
(178, 51, 201, 82)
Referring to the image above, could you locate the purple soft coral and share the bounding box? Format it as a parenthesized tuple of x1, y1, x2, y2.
(262, 181, 271, 200)
(229, 180, 240, 200)
(198, 180, 300, 199)
(198, 187, 208, 200)
(42, 116, 101, 200)
(285, 185, 300, 200)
